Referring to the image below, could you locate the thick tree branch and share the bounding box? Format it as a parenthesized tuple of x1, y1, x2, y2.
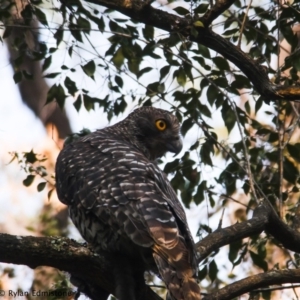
(196, 203, 268, 261)
(72, 0, 300, 101)
(0, 234, 162, 300)
(203, 269, 300, 300)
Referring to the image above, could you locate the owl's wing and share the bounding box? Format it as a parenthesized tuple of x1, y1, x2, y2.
(56, 133, 180, 246)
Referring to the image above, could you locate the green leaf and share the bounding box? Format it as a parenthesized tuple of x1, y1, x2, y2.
(21, 4, 32, 25)
(46, 84, 66, 109)
(70, 26, 83, 42)
(183, 62, 193, 84)
(112, 47, 124, 69)
(198, 266, 207, 281)
(97, 16, 105, 32)
(193, 20, 204, 27)
(250, 250, 268, 271)
(213, 77, 228, 88)
(64, 77, 78, 96)
(3, 27, 12, 39)
(287, 143, 300, 162)
(83, 94, 95, 111)
(81, 61, 96, 79)
(197, 44, 211, 58)
(213, 57, 230, 71)
(142, 25, 154, 40)
(77, 16, 91, 33)
(283, 158, 298, 184)
(109, 20, 124, 33)
(265, 150, 278, 162)
(142, 41, 160, 58)
(209, 260, 218, 283)
(68, 46, 73, 57)
(206, 85, 219, 106)
(24, 150, 37, 163)
(160, 65, 171, 81)
(37, 182, 47, 192)
(171, 171, 185, 191)
(255, 97, 263, 114)
(181, 118, 194, 136)
(229, 240, 243, 264)
(137, 67, 152, 79)
(146, 82, 160, 97)
(54, 27, 64, 46)
(23, 175, 35, 187)
(194, 181, 206, 205)
(73, 96, 82, 111)
(181, 188, 193, 207)
(157, 83, 165, 93)
(164, 159, 180, 174)
(42, 56, 52, 71)
(175, 67, 186, 86)
(114, 97, 127, 114)
(223, 28, 239, 36)
(221, 101, 236, 133)
(194, 3, 209, 14)
(173, 6, 190, 16)
(128, 58, 141, 75)
(13, 71, 22, 83)
(200, 139, 213, 166)
(245, 100, 251, 115)
(115, 75, 123, 88)
(231, 74, 252, 89)
(35, 7, 48, 26)
(49, 47, 57, 53)
(43, 72, 60, 78)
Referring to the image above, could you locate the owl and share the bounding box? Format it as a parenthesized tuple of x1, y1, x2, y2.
(55, 107, 200, 300)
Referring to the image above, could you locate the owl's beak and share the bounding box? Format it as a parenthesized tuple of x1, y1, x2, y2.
(166, 138, 183, 156)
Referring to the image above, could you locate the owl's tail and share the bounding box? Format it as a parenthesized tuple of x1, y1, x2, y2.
(153, 253, 201, 300)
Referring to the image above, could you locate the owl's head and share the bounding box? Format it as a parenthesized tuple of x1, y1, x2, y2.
(125, 107, 183, 160)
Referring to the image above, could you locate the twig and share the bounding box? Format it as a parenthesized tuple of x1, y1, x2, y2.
(221, 194, 249, 208)
(217, 208, 225, 229)
(253, 283, 300, 293)
(277, 103, 284, 219)
(232, 101, 259, 203)
(237, 0, 253, 49)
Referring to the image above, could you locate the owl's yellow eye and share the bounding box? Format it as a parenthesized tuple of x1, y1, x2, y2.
(155, 119, 167, 131)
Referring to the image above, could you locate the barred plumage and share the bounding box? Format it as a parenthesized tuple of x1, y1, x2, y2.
(55, 107, 201, 300)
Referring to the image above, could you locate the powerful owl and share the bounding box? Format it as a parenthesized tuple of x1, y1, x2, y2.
(55, 107, 201, 300)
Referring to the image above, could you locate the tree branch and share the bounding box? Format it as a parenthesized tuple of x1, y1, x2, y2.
(203, 269, 300, 300)
(0, 234, 162, 300)
(72, 0, 300, 101)
(197, 200, 300, 263)
(196, 203, 268, 262)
